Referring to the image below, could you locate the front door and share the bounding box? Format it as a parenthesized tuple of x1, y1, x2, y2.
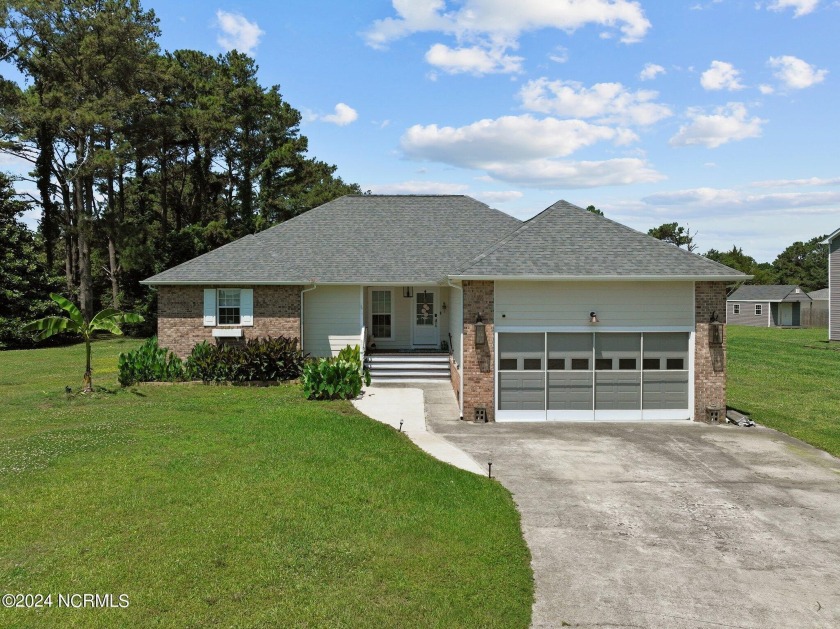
(779, 302, 793, 326)
(413, 289, 439, 346)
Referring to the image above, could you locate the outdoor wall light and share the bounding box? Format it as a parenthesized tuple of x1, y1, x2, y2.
(709, 310, 724, 346)
(474, 314, 486, 346)
(402, 286, 413, 298)
(589, 311, 599, 324)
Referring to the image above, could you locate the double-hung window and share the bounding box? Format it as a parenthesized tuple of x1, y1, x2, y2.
(371, 290, 393, 339)
(733, 304, 740, 315)
(218, 289, 241, 325)
(755, 304, 762, 316)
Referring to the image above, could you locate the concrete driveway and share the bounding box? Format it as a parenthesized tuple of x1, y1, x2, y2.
(429, 415, 840, 628)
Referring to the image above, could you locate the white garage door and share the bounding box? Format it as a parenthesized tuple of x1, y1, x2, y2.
(497, 332, 691, 421)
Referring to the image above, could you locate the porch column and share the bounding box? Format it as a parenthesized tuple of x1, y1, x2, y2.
(693, 281, 727, 422)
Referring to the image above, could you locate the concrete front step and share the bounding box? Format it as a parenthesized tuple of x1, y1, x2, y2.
(366, 353, 451, 382)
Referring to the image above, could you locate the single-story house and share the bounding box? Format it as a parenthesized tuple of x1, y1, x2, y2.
(726, 285, 811, 328)
(807, 288, 829, 328)
(143, 195, 748, 423)
(825, 228, 840, 341)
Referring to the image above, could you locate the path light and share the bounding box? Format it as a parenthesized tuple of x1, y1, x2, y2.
(399, 420, 403, 432)
(474, 314, 486, 346)
(488, 461, 492, 479)
(589, 311, 599, 324)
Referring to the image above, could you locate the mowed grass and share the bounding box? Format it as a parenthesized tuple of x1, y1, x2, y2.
(0, 339, 532, 628)
(727, 325, 840, 457)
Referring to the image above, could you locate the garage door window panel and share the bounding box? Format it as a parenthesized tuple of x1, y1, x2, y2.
(594, 334, 641, 410)
(642, 333, 689, 410)
(498, 333, 546, 411)
(547, 334, 593, 411)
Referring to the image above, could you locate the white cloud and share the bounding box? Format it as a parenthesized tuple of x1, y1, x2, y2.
(425, 43, 523, 75)
(474, 190, 524, 203)
(365, 0, 651, 47)
(477, 158, 664, 188)
(643, 187, 840, 213)
(215, 10, 264, 55)
(750, 176, 840, 188)
(758, 84, 775, 94)
(400, 113, 662, 187)
(768, 55, 827, 89)
(402, 115, 630, 164)
(518, 78, 672, 126)
(766, 0, 820, 17)
(320, 103, 359, 126)
(669, 103, 765, 148)
(367, 180, 470, 195)
(700, 60, 744, 91)
(639, 63, 665, 81)
(549, 46, 569, 64)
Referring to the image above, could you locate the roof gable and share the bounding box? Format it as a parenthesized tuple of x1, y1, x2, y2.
(455, 200, 747, 279)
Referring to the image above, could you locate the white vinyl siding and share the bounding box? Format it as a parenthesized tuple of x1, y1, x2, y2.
(303, 285, 362, 358)
(495, 281, 693, 327)
(363, 286, 451, 350)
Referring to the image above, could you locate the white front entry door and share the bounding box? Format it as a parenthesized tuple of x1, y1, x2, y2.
(412, 288, 439, 346)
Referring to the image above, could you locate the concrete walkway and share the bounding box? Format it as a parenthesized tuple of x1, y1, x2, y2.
(352, 383, 484, 475)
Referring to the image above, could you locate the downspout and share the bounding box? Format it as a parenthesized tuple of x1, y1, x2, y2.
(300, 284, 317, 353)
(447, 278, 464, 419)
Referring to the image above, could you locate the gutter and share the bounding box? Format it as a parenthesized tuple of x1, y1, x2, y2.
(449, 274, 753, 282)
(300, 284, 318, 352)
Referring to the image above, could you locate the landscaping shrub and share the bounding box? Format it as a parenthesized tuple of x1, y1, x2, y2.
(118, 337, 184, 386)
(185, 336, 307, 383)
(302, 345, 371, 400)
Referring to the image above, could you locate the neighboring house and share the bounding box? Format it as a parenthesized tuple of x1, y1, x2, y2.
(143, 196, 747, 423)
(727, 285, 811, 328)
(807, 288, 829, 328)
(826, 228, 840, 341)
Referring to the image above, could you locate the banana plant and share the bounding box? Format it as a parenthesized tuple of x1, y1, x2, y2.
(23, 293, 144, 393)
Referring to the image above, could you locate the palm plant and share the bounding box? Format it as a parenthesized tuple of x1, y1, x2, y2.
(23, 293, 144, 392)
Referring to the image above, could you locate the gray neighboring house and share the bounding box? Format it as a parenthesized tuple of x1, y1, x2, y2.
(825, 227, 840, 341)
(727, 285, 811, 327)
(807, 288, 829, 328)
(143, 195, 748, 423)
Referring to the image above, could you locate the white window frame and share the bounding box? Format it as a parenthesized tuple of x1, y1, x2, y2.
(217, 288, 242, 326)
(733, 304, 740, 315)
(755, 304, 763, 316)
(369, 288, 394, 341)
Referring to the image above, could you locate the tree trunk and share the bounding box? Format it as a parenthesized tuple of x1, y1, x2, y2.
(83, 336, 92, 392)
(105, 135, 120, 309)
(35, 124, 57, 268)
(74, 170, 93, 322)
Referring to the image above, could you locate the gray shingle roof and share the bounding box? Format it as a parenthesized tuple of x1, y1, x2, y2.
(808, 288, 829, 300)
(454, 200, 747, 279)
(143, 195, 522, 284)
(728, 285, 809, 301)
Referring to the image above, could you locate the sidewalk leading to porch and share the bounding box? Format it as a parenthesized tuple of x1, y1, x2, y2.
(352, 383, 484, 475)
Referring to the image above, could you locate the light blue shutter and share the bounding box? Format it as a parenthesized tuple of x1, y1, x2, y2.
(203, 289, 216, 326)
(240, 289, 254, 326)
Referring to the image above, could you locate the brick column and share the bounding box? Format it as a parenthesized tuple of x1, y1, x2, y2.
(462, 281, 495, 422)
(694, 281, 727, 422)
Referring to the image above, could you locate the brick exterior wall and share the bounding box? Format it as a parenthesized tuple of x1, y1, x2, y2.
(461, 281, 495, 422)
(694, 281, 728, 422)
(158, 285, 302, 358)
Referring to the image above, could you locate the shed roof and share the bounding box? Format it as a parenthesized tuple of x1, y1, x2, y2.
(808, 288, 829, 300)
(728, 284, 810, 302)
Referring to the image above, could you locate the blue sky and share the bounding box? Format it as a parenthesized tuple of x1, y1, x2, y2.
(7, 1, 840, 261)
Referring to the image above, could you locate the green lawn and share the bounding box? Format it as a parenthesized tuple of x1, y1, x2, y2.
(0, 339, 533, 628)
(727, 325, 840, 457)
